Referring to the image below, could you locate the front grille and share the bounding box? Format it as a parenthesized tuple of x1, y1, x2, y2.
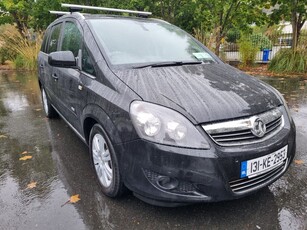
(202, 108, 284, 146)
(210, 116, 283, 145)
(229, 159, 287, 194)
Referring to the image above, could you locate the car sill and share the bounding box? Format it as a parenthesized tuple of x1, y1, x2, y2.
(51, 105, 87, 144)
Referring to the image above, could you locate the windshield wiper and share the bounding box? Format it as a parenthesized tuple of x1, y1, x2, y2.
(132, 61, 202, 69)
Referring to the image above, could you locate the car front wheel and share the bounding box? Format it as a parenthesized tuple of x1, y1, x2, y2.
(89, 124, 125, 197)
(41, 88, 57, 118)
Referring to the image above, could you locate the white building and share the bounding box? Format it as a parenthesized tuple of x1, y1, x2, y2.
(281, 21, 307, 34)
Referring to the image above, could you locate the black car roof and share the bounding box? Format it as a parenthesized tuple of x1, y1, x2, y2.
(46, 12, 169, 36)
(54, 12, 161, 23)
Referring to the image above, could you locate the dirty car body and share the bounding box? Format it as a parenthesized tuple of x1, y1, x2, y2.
(37, 12, 296, 206)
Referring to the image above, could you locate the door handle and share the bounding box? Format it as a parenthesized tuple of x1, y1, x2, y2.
(52, 73, 58, 80)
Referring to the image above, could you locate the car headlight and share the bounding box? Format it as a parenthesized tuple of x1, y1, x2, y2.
(130, 101, 210, 149)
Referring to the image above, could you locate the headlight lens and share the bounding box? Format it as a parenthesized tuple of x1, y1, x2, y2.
(130, 101, 210, 149)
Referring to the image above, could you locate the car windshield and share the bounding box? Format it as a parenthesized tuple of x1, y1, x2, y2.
(87, 18, 215, 66)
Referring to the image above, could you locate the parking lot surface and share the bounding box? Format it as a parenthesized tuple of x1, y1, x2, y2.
(0, 71, 306, 230)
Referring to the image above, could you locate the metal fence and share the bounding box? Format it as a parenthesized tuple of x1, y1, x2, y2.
(221, 33, 306, 63)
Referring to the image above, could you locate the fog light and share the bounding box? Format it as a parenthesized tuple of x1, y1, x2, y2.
(156, 176, 179, 190)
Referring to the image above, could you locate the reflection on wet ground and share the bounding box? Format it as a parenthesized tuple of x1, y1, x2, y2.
(0, 71, 306, 230)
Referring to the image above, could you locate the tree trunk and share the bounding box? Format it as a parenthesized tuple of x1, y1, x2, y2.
(161, 0, 165, 19)
(11, 12, 27, 39)
(291, 1, 298, 50)
(215, 34, 221, 57)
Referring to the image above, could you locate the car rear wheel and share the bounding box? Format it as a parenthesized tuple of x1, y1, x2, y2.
(41, 88, 57, 118)
(89, 124, 125, 197)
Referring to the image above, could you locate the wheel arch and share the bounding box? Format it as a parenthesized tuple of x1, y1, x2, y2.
(82, 104, 123, 145)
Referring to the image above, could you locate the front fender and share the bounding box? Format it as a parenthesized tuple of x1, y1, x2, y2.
(81, 103, 139, 145)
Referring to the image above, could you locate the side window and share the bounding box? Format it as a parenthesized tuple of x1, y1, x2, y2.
(48, 23, 62, 53)
(82, 46, 96, 76)
(61, 21, 82, 57)
(41, 27, 51, 53)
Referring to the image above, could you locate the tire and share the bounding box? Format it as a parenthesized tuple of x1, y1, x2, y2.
(89, 124, 125, 197)
(41, 87, 57, 118)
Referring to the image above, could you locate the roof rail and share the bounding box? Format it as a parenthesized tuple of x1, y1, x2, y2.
(49, 10, 71, 17)
(61, 3, 152, 17)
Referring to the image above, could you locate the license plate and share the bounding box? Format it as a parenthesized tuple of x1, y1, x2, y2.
(240, 145, 288, 178)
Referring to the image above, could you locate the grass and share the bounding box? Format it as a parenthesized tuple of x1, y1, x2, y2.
(0, 25, 42, 70)
(268, 49, 307, 74)
(269, 30, 307, 74)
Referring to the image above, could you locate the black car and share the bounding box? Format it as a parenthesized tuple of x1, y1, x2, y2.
(38, 6, 296, 206)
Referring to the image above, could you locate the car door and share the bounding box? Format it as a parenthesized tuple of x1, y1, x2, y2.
(56, 20, 92, 133)
(38, 27, 51, 85)
(41, 22, 64, 109)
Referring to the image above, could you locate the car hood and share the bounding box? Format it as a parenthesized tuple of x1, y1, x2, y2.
(113, 63, 282, 124)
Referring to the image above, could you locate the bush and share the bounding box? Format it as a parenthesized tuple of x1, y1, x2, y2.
(0, 47, 7, 65)
(226, 29, 241, 43)
(0, 45, 17, 65)
(269, 49, 307, 73)
(250, 33, 272, 51)
(238, 37, 259, 67)
(13, 55, 26, 69)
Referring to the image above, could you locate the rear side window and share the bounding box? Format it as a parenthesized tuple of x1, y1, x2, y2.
(47, 23, 62, 53)
(61, 21, 82, 57)
(41, 27, 51, 53)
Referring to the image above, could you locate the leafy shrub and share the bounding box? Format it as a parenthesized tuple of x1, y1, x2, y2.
(269, 49, 307, 73)
(250, 33, 272, 51)
(238, 37, 258, 67)
(226, 29, 241, 43)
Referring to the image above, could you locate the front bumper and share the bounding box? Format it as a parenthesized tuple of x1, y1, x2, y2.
(114, 112, 296, 206)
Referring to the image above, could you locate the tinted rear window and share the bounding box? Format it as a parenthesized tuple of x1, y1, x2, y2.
(41, 27, 51, 53)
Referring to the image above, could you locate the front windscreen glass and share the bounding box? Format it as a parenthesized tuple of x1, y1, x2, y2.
(87, 19, 215, 66)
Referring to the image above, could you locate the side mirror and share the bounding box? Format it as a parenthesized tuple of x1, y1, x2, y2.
(48, 51, 77, 68)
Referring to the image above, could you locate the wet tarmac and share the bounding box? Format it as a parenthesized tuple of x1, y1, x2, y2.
(0, 71, 306, 230)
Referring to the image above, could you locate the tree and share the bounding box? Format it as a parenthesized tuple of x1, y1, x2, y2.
(0, 0, 199, 35)
(0, 0, 268, 56)
(0, 0, 94, 33)
(0, 10, 13, 25)
(113, 0, 199, 33)
(30, 0, 61, 31)
(265, 0, 307, 49)
(197, 0, 266, 56)
(0, 0, 34, 37)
